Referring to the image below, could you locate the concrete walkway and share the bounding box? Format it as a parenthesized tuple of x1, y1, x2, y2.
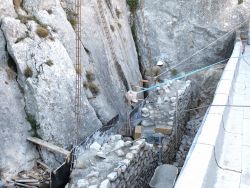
(220, 45, 250, 188)
(175, 42, 250, 188)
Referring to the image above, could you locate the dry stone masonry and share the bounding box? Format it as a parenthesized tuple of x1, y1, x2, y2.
(69, 79, 193, 188)
(139, 79, 192, 163)
(69, 136, 158, 188)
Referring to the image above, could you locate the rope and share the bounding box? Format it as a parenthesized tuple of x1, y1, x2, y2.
(155, 19, 249, 79)
(137, 53, 250, 93)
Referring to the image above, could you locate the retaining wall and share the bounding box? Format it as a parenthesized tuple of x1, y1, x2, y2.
(174, 38, 242, 188)
(70, 79, 193, 188)
(70, 137, 159, 188)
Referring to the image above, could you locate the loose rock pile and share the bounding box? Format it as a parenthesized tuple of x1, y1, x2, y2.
(69, 135, 158, 188)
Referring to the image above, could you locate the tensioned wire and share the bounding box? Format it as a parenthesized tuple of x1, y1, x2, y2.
(137, 53, 248, 93)
(154, 18, 249, 79)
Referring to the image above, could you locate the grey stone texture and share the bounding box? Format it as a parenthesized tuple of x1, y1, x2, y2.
(135, 0, 250, 73)
(1, 0, 250, 182)
(0, 0, 141, 177)
(70, 136, 158, 188)
(0, 29, 38, 179)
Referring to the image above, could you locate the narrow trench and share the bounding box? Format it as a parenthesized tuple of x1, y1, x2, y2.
(66, 67, 225, 188)
(170, 102, 209, 171)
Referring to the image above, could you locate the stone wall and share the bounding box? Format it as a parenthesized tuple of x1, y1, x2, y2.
(70, 137, 158, 188)
(140, 80, 193, 163)
(175, 39, 242, 188)
(69, 79, 193, 188)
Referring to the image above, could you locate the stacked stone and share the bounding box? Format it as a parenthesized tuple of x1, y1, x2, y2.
(141, 80, 192, 131)
(161, 80, 193, 163)
(99, 139, 158, 188)
(139, 80, 193, 163)
(70, 137, 158, 188)
(71, 80, 194, 188)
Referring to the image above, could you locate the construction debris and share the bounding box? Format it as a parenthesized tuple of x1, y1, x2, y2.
(6, 162, 50, 188)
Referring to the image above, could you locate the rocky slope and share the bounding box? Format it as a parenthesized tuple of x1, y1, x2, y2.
(0, 0, 141, 178)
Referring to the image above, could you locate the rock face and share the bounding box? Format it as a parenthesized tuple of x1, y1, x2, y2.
(0, 0, 16, 20)
(0, 30, 38, 179)
(0, 0, 141, 177)
(135, 0, 249, 73)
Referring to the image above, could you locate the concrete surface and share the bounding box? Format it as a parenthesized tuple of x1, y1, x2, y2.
(175, 40, 250, 188)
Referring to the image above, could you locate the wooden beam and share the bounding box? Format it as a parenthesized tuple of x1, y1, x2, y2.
(27, 137, 70, 156)
(14, 182, 37, 188)
(134, 126, 142, 139)
(37, 160, 51, 172)
(155, 127, 173, 135)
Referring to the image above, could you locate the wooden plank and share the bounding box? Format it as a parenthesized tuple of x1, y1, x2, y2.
(155, 127, 173, 135)
(15, 179, 38, 183)
(14, 182, 37, 188)
(37, 160, 51, 172)
(27, 137, 70, 156)
(134, 126, 142, 139)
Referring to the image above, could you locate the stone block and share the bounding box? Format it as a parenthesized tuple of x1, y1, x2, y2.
(141, 107, 149, 114)
(134, 126, 142, 139)
(168, 121, 174, 126)
(125, 140, 132, 146)
(114, 166, 122, 176)
(134, 139, 146, 147)
(115, 149, 125, 157)
(131, 149, 138, 155)
(114, 134, 122, 140)
(121, 165, 127, 172)
(155, 127, 173, 135)
(89, 185, 98, 188)
(121, 159, 131, 166)
(129, 145, 140, 151)
(141, 119, 154, 127)
(126, 152, 134, 160)
(87, 171, 99, 179)
(107, 172, 118, 181)
(77, 179, 89, 188)
(100, 179, 111, 188)
(114, 140, 125, 150)
(89, 142, 101, 151)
